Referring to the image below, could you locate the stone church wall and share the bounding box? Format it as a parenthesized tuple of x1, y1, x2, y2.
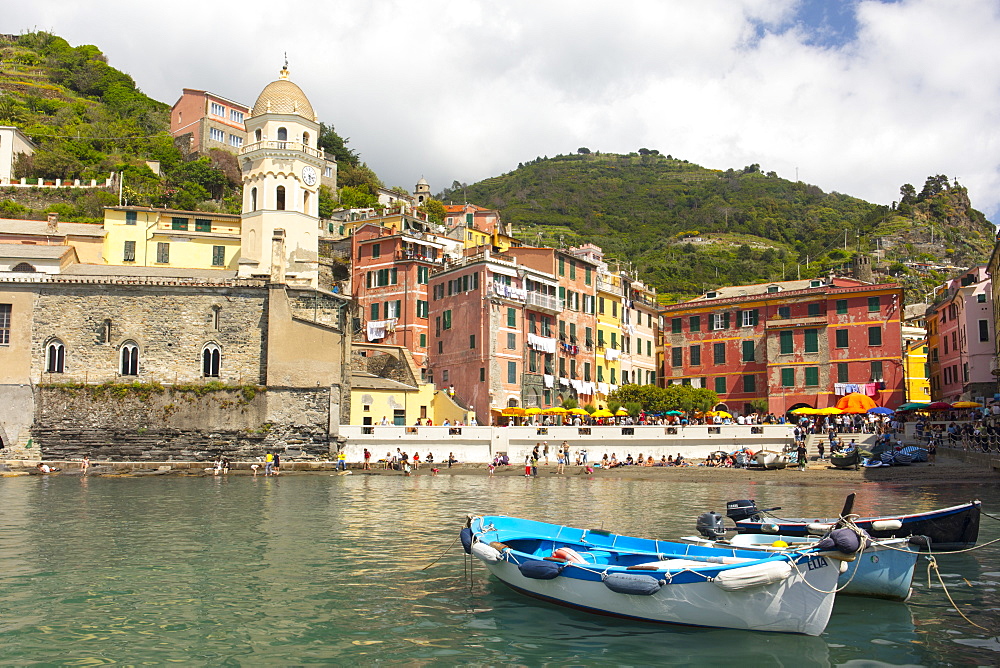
(32, 283, 268, 385)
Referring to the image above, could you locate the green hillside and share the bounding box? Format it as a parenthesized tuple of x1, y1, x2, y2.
(442, 152, 994, 303)
(0, 31, 370, 222)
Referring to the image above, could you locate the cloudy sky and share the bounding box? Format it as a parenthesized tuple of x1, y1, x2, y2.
(10, 0, 1000, 219)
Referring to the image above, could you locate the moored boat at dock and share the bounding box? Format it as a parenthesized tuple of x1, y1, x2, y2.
(463, 515, 840, 635)
(726, 499, 981, 551)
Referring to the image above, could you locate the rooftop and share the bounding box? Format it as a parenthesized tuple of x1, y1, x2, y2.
(0, 218, 105, 238)
(0, 243, 75, 260)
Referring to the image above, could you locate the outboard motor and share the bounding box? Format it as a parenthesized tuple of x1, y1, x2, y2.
(696, 511, 726, 539)
(726, 499, 761, 522)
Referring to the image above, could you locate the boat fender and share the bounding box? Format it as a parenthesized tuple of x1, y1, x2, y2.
(552, 547, 587, 563)
(908, 535, 930, 548)
(460, 527, 474, 555)
(603, 572, 664, 596)
(518, 559, 565, 580)
(807, 523, 834, 536)
(489, 541, 511, 552)
(839, 559, 850, 574)
(471, 542, 502, 563)
(713, 560, 792, 591)
(871, 519, 903, 532)
(762, 523, 780, 534)
(814, 527, 861, 555)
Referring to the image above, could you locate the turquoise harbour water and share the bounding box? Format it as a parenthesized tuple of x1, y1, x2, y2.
(0, 473, 997, 666)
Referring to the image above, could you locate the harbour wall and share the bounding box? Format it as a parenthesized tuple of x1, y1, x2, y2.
(339, 424, 795, 464)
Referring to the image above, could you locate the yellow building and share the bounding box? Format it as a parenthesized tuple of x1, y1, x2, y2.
(596, 269, 622, 396)
(904, 338, 931, 403)
(350, 345, 472, 426)
(103, 206, 242, 270)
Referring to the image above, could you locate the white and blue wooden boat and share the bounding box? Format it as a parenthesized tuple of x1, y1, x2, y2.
(680, 533, 918, 601)
(463, 515, 840, 636)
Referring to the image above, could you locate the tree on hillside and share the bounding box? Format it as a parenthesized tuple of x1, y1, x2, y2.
(419, 198, 447, 223)
(577, 147, 591, 154)
(318, 122, 359, 166)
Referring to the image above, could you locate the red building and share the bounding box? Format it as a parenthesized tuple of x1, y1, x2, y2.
(660, 277, 905, 415)
(350, 217, 450, 371)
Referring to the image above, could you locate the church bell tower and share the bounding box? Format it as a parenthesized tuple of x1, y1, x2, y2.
(239, 62, 324, 286)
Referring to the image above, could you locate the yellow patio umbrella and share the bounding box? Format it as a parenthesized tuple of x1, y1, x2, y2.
(569, 408, 590, 415)
(524, 407, 543, 415)
(817, 407, 843, 415)
(791, 407, 817, 414)
(952, 401, 982, 408)
(615, 408, 629, 416)
(711, 410, 733, 418)
(591, 409, 615, 418)
(501, 407, 525, 416)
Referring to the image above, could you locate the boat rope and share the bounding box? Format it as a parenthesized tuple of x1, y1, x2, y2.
(925, 555, 992, 633)
(787, 547, 866, 595)
(422, 531, 462, 571)
(876, 535, 1000, 556)
(981, 509, 1000, 523)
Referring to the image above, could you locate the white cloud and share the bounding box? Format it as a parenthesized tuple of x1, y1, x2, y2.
(7, 0, 1000, 217)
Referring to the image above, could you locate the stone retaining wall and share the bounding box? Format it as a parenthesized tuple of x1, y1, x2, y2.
(30, 385, 339, 461)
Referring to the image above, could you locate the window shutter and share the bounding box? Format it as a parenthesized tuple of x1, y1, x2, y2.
(723, 312, 731, 328)
(751, 309, 759, 326)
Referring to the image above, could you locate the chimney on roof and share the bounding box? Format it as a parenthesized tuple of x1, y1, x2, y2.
(46, 212, 58, 233)
(270, 229, 286, 285)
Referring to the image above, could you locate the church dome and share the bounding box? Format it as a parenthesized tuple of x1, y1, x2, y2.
(251, 67, 315, 120)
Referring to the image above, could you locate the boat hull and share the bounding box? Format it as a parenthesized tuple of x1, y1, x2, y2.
(468, 516, 839, 636)
(734, 501, 981, 551)
(683, 535, 918, 601)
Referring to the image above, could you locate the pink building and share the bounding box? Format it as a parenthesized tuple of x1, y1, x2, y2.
(927, 266, 995, 402)
(171, 89, 250, 154)
(428, 246, 602, 424)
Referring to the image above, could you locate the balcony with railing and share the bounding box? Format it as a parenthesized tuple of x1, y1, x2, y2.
(525, 291, 561, 313)
(240, 140, 325, 160)
(597, 277, 622, 296)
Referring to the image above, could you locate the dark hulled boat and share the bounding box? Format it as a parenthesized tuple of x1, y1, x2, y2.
(726, 499, 981, 551)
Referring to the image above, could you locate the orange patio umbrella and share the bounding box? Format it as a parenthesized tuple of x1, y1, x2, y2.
(835, 393, 877, 414)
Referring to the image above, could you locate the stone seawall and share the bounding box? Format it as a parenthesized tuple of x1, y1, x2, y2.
(31, 385, 338, 461)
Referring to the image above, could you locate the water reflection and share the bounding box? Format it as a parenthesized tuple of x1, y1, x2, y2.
(0, 474, 995, 665)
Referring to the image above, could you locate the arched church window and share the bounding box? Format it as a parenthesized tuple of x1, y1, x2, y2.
(277, 127, 287, 141)
(120, 341, 139, 376)
(12, 262, 36, 272)
(302, 131, 310, 146)
(276, 186, 285, 211)
(202, 343, 221, 378)
(303, 190, 310, 214)
(46, 339, 65, 373)
(250, 187, 258, 211)
(255, 128, 262, 142)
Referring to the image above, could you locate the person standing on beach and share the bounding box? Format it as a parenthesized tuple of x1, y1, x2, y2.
(797, 442, 808, 470)
(338, 450, 347, 471)
(272, 452, 281, 475)
(264, 452, 274, 476)
(363, 448, 371, 470)
(81, 456, 90, 475)
(524, 454, 532, 477)
(543, 442, 549, 465)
